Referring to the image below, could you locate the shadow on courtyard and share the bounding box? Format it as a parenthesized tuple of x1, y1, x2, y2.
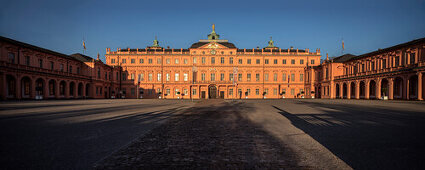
(95, 100, 304, 169)
(0, 101, 187, 170)
(273, 101, 425, 170)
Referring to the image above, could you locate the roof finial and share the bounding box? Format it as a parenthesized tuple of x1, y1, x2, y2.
(153, 36, 159, 47)
(97, 53, 100, 60)
(212, 24, 215, 32)
(326, 53, 329, 60)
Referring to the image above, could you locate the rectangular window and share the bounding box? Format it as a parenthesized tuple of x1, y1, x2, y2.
(202, 57, 206, 64)
(247, 89, 251, 95)
(291, 59, 295, 64)
(273, 88, 277, 95)
(300, 74, 304, 81)
(247, 59, 251, 64)
(256, 89, 260, 95)
(166, 73, 170, 81)
(291, 89, 295, 95)
(122, 59, 126, 63)
(211, 57, 215, 64)
(148, 59, 152, 64)
(383, 59, 387, 69)
(201, 73, 205, 81)
(264, 88, 268, 95)
(157, 58, 161, 64)
(256, 73, 260, 81)
(291, 74, 295, 81)
(211, 73, 215, 81)
(221, 57, 225, 64)
(140, 73, 145, 81)
(265, 73, 269, 81)
(274, 59, 278, 64)
(148, 73, 153, 81)
(131, 73, 135, 80)
(395, 56, 400, 66)
(157, 73, 161, 81)
(166, 89, 170, 95)
(238, 59, 242, 64)
(311, 60, 315, 64)
(300, 59, 304, 65)
(229, 89, 233, 96)
(192, 89, 197, 95)
(39, 59, 43, 68)
(175, 73, 179, 81)
(238, 74, 242, 81)
(193, 57, 197, 64)
(229, 73, 233, 81)
(282, 73, 287, 81)
(69, 66, 72, 73)
(362, 64, 365, 72)
(25, 56, 30, 66)
(273, 73, 277, 81)
(220, 73, 225, 81)
(256, 59, 260, 64)
(140, 59, 144, 64)
(174, 59, 179, 64)
(8, 53, 15, 63)
(60, 64, 64, 72)
(229, 57, 233, 64)
(183, 89, 188, 95)
(166, 58, 170, 64)
(265, 59, 269, 64)
(50, 61, 54, 70)
(111, 59, 115, 64)
(184, 73, 188, 81)
(131, 59, 135, 63)
(410, 53, 415, 64)
(247, 73, 251, 81)
(283, 59, 287, 64)
(372, 62, 375, 71)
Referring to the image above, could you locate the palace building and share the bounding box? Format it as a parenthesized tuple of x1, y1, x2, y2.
(105, 25, 321, 99)
(1, 25, 424, 100)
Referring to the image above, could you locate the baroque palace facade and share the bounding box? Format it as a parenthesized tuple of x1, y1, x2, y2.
(105, 25, 321, 99)
(0, 26, 424, 100)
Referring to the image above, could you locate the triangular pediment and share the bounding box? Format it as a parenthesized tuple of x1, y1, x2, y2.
(198, 42, 229, 49)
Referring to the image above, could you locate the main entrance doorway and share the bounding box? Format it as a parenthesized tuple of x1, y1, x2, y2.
(208, 85, 217, 99)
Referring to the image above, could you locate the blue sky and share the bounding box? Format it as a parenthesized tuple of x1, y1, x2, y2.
(1, 0, 424, 62)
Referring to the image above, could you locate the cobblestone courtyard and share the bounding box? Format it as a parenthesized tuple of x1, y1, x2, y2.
(1, 99, 425, 169)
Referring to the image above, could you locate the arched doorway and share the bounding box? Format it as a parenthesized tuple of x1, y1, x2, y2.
(78, 83, 83, 98)
(6, 75, 16, 99)
(208, 85, 217, 99)
(21, 76, 31, 99)
(316, 85, 321, 98)
(85, 83, 90, 98)
(69, 82, 75, 98)
(359, 81, 365, 99)
(343, 83, 347, 99)
(381, 79, 389, 99)
(35, 78, 44, 99)
(335, 84, 340, 99)
(48, 80, 56, 98)
(59, 81, 66, 97)
(408, 75, 418, 100)
(394, 77, 403, 99)
(369, 80, 376, 99)
(350, 82, 356, 99)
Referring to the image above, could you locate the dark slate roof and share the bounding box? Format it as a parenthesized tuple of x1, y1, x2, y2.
(190, 42, 237, 49)
(348, 37, 425, 62)
(0, 36, 80, 62)
(330, 54, 357, 63)
(70, 53, 94, 62)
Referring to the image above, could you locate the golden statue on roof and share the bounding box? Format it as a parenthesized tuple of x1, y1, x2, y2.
(212, 24, 215, 32)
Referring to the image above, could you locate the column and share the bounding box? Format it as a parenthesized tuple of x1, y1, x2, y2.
(65, 81, 70, 98)
(339, 83, 343, 99)
(30, 78, 36, 99)
(1, 73, 6, 100)
(376, 79, 381, 99)
(16, 75, 22, 99)
(347, 82, 351, 99)
(365, 80, 370, 99)
(355, 81, 360, 99)
(82, 83, 86, 99)
(389, 78, 394, 100)
(403, 76, 408, 100)
(418, 72, 423, 100)
(43, 79, 49, 99)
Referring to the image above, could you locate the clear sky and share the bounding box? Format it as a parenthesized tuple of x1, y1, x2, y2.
(1, 0, 424, 62)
